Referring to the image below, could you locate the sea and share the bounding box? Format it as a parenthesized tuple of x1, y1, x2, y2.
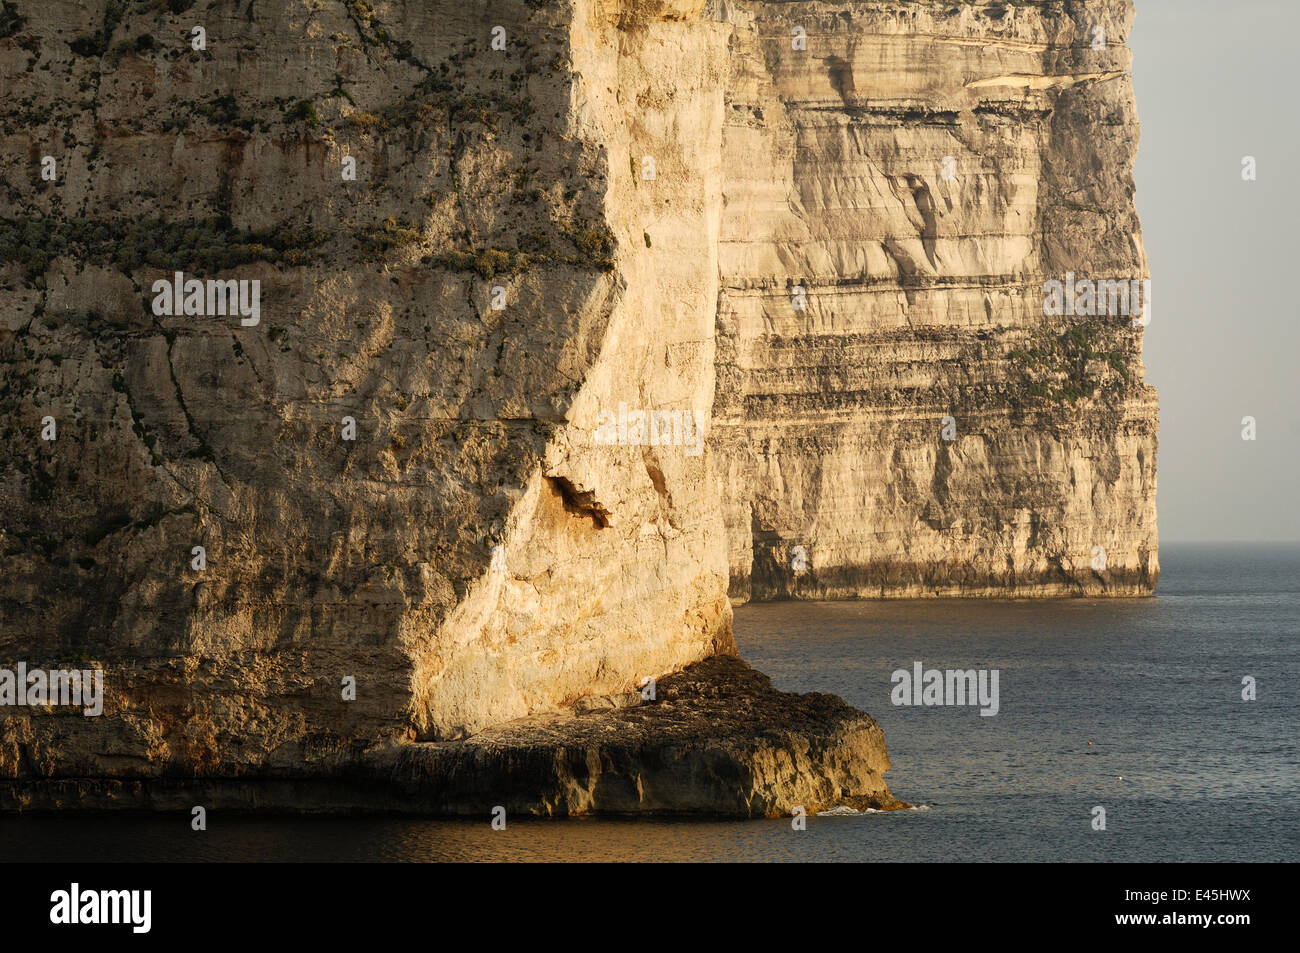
(2, 543, 1296, 862)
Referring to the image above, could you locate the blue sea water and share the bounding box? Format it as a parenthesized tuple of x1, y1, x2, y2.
(2, 543, 1296, 862)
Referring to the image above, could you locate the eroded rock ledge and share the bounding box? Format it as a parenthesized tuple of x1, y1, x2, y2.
(1, 657, 904, 817)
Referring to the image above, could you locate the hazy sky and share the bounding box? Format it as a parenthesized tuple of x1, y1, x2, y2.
(1131, 0, 1300, 542)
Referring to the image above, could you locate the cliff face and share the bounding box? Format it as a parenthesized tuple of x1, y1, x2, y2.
(1, 0, 735, 783)
(713, 0, 1159, 600)
(0, 0, 1154, 807)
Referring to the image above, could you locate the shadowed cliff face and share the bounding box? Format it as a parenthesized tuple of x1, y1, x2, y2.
(713, 0, 1159, 601)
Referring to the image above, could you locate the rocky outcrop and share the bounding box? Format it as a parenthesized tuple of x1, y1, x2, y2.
(2, 656, 905, 816)
(712, 0, 1159, 600)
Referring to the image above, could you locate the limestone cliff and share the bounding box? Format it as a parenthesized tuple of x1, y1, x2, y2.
(1, 0, 737, 790)
(0, 0, 1155, 812)
(713, 0, 1158, 600)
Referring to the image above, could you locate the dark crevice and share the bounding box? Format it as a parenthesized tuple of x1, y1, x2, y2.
(547, 475, 610, 528)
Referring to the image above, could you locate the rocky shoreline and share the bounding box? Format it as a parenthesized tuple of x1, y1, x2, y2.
(1, 656, 904, 817)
